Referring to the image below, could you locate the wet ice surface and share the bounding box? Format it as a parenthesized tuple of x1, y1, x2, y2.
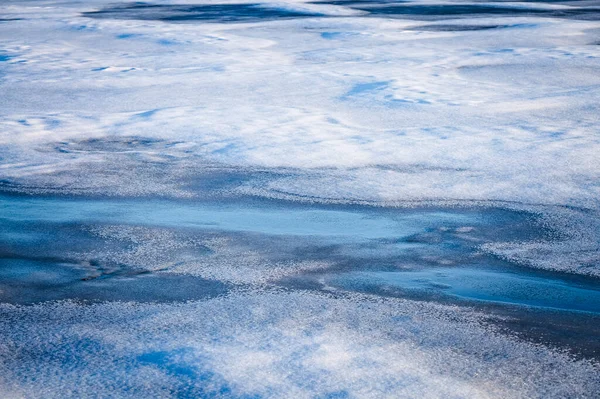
(83, 3, 326, 23)
(2, 192, 600, 397)
(84, 1, 600, 22)
(0, 258, 229, 304)
(322, 267, 600, 313)
(1, 0, 600, 397)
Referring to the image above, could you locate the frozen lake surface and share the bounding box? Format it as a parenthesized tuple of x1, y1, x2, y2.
(1, 0, 600, 397)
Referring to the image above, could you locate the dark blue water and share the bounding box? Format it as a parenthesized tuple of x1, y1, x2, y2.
(82, 1, 600, 23)
(348, 3, 600, 20)
(0, 258, 228, 304)
(404, 23, 532, 31)
(83, 3, 324, 23)
(327, 267, 600, 314)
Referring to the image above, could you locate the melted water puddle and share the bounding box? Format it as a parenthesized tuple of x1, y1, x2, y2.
(324, 267, 600, 314)
(0, 258, 229, 304)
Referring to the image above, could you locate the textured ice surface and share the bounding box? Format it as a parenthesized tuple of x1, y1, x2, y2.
(1, 291, 599, 399)
(2, 193, 600, 397)
(1, 0, 600, 397)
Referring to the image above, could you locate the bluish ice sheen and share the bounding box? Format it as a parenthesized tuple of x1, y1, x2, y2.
(329, 268, 600, 314)
(0, 194, 475, 239)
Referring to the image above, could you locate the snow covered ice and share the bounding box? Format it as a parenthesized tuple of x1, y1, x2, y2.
(0, 0, 599, 397)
